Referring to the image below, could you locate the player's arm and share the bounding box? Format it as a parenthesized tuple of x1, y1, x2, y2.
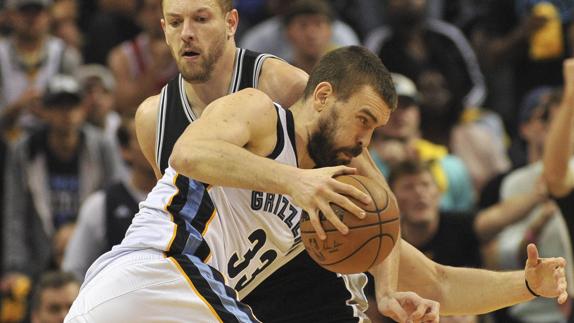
(398, 240, 568, 315)
(543, 58, 574, 197)
(135, 95, 162, 179)
(258, 58, 308, 108)
(170, 88, 370, 238)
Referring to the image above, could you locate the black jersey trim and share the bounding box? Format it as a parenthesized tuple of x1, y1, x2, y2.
(285, 109, 298, 167)
(155, 86, 168, 171)
(266, 103, 284, 160)
(179, 74, 197, 122)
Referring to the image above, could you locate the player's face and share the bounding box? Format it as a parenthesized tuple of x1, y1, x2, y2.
(392, 171, 441, 226)
(161, 0, 237, 83)
(308, 86, 391, 167)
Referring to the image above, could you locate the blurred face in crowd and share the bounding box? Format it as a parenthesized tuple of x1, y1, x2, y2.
(31, 282, 79, 323)
(392, 170, 441, 227)
(161, 0, 238, 82)
(417, 70, 452, 116)
(286, 13, 332, 60)
(520, 100, 557, 148)
(40, 103, 87, 137)
(379, 96, 420, 141)
(138, 0, 164, 38)
(83, 78, 114, 128)
(387, 0, 426, 27)
(11, 4, 51, 42)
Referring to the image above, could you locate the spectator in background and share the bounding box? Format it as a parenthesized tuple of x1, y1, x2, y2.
(543, 58, 574, 274)
(63, 118, 155, 281)
(471, 0, 574, 138)
(0, 0, 81, 139)
(369, 73, 475, 213)
(50, 0, 82, 50)
(415, 67, 510, 192)
(366, 159, 552, 323)
(364, 0, 486, 110)
(81, 0, 139, 65)
(75, 64, 119, 143)
(239, 0, 359, 62)
(2, 74, 122, 289)
(107, 0, 177, 116)
(495, 84, 574, 323)
(30, 271, 79, 323)
(284, 0, 336, 74)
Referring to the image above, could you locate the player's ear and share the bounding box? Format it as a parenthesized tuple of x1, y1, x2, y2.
(225, 9, 239, 39)
(313, 82, 333, 112)
(160, 18, 169, 45)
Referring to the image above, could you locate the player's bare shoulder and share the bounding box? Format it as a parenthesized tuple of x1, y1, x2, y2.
(258, 58, 308, 108)
(135, 94, 162, 178)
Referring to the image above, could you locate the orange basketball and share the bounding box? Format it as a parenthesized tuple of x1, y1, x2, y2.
(300, 175, 400, 274)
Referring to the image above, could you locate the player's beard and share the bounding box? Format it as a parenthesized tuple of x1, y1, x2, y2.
(180, 30, 226, 83)
(307, 109, 363, 167)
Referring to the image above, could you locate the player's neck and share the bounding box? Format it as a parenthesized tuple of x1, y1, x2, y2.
(290, 99, 315, 169)
(182, 46, 237, 116)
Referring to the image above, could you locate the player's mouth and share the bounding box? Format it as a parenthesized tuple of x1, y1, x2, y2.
(182, 50, 200, 61)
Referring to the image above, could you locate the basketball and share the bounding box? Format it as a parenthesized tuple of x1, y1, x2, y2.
(300, 175, 400, 274)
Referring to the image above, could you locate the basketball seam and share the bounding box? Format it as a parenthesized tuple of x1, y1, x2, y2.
(317, 234, 396, 267)
(300, 217, 399, 234)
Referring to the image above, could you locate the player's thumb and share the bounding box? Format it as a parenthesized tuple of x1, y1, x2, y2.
(526, 243, 540, 267)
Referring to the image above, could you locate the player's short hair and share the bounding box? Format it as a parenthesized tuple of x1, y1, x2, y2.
(388, 159, 433, 187)
(161, 0, 233, 14)
(31, 271, 79, 312)
(303, 46, 397, 111)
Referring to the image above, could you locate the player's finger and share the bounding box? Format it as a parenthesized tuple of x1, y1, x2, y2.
(410, 302, 428, 320)
(558, 290, 569, 304)
(424, 301, 440, 323)
(308, 209, 326, 240)
(328, 165, 358, 177)
(318, 201, 349, 236)
(526, 243, 540, 267)
(327, 189, 366, 219)
(381, 299, 409, 323)
(331, 179, 371, 205)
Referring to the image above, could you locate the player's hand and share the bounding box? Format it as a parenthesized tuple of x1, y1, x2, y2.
(289, 166, 371, 240)
(524, 243, 568, 304)
(377, 291, 440, 323)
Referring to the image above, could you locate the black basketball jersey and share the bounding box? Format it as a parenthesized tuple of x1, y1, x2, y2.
(155, 48, 278, 174)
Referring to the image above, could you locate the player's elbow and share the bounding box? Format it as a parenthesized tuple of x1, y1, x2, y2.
(170, 141, 201, 177)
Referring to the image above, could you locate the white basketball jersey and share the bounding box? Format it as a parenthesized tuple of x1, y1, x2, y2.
(117, 104, 304, 298)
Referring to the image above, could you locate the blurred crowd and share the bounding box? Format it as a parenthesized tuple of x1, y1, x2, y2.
(0, 0, 573, 322)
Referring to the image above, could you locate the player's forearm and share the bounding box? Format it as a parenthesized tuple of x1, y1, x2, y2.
(171, 139, 298, 195)
(543, 90, 574, 195)
(437, 267, 534, 315)
(370, 240, 400, 297)
(474, 191, 546, 242)
(398, 241, 534, 315)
